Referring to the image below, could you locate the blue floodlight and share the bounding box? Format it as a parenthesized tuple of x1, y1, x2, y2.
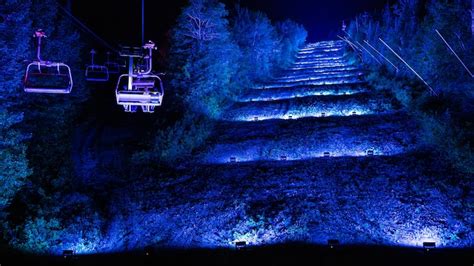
(423, 242, 436, 252)
(328, 239, 340, 249)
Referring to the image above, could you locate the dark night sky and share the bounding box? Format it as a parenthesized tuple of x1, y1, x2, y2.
(70, 0, 395, 48)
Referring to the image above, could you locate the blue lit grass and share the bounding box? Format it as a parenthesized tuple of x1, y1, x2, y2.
(201, 113, 417, 163)
(239, 83, 369, 102)
(225, 92, 396, 121)
(96, 150, 472, 253)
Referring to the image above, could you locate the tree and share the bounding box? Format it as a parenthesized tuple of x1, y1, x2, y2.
(275, 19, 307, 69)
(142, 1, 307, 165)
(347, 0, 474, 174)
(170, 0, 240, 118)
(232, 6, 277, 84)
(0, 0, 32, 213)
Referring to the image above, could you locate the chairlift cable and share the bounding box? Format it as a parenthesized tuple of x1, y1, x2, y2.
(435, 29, 474, 78)
(142, 0, 145, 45)
(56, 4, 120, 54)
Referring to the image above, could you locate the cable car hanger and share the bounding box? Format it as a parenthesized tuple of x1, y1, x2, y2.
(24, 29, 74, 94)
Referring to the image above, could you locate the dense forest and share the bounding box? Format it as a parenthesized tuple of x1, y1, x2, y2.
(345, 0, 473, 173)
(0, 0, 472, 259)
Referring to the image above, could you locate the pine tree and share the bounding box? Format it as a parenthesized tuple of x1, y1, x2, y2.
(0, 0, 32, 213)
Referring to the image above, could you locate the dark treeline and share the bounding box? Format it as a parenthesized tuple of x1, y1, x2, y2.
(1, 0, 306, 254)
(1, 0, 90, 254)
(345, 0, 473, 174)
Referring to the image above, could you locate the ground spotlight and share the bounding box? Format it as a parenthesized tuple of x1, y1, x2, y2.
(327, 239, 340, 249)
(235, 241, 247, 250)
(145, 246, 154, 256)
(62, 250, 75, 259)
(423, 242, 436, 252)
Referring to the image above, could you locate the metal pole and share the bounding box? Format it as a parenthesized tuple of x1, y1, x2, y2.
(364, 40, 399, 72)
(37, 36, 42, 62)
(337, 35, 361, 52)
(337, 35, 362, 60)
(356, 41, 382, 65)
(435, 29, 474, 78)
(90, 50, 95, 65)
(379, 38, 437, 96)
(128, 57, 133, 91)
(141, 0, 145, 45)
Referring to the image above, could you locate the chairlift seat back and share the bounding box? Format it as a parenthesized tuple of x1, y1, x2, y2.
(119, 46, 144, 58)
(133, 79, 155, 88)
(24, 62, 73, 94)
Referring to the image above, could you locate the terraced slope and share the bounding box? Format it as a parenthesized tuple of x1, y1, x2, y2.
(202, 40, 418, 163)
(75, 41, 471, 254)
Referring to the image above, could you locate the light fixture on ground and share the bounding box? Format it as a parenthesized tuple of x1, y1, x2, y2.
(62, 250, 75, 259)
(324, 152, 331, 158)
(144, 246, 153, 256)
(423, 242, 436, 252)
(328, 239, 340, 249)
(230, 157, 237, 163)
(235, 241, 247, 250)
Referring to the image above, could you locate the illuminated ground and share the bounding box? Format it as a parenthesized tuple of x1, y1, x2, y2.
(59, 41, 472, 255)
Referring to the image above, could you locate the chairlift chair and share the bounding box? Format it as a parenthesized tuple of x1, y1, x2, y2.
(85, 49, 109, 82)
(116, 74, 164, 113)
(24, 30, 73, 94)
(104, 51, 121, 74)
(115, 41, 164, 113)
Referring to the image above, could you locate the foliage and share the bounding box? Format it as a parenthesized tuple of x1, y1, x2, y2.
(274, 20, 308, 70)
(11, 192, 104, 255)
(231, 6, 307, 88)
(0, 0, 32, 213)
(0, 109, 31, 211)
(133, 112, 214, 165)
(23, 0, 86, 187)
(232, 6, 277, 85)
(418, 112, 474, 174)
(347, 0, 473, 174)
(147, 0, 308, 166)
(1, 0, 93, 254)
(170, 0, 240, 118)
